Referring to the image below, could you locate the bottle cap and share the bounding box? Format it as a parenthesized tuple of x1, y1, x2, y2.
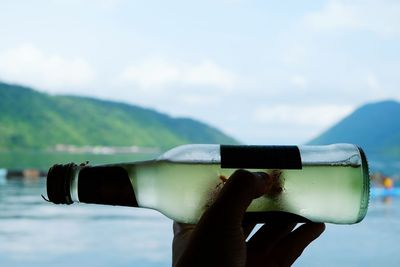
(46, 163, 76, 204)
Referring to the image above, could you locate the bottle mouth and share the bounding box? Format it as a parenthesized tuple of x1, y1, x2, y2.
(46, 163, 77, 204)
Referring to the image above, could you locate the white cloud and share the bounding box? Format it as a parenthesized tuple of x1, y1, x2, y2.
(366, 73, 381, 90)
(178, 94, 220, 106)
(118, 58, 236, 90)
(50, 0, 124, 10)
(119, 59, 180, 89)
(0, 44, 95, 91)
(290, 74, 308, 89)
(305, 0, 400, 36)
(363, 72, 391, 99)
(306, 1, 362, 31)
(253, 104, 355, 128)
(247, 104, 356, 143)
(185, 61, 236, 89)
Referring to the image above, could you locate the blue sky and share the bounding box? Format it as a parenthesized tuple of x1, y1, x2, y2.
(1, 0, 399, 144)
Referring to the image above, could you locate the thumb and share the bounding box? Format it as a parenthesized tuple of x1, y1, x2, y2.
(203, 169, 270, 226)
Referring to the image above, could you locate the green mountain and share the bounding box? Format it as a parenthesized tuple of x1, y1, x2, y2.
(0, 82, 238, 151)
(308, 100, 400, 174)
(308, 100, 400, 156)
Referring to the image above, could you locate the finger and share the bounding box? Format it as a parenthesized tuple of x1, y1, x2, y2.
(243, 211, 312, 224)
(172, 222, 196, 266)
(173, 171, 270, 267)
(247, 220, 296, 252)
(172, 222, 196, 249)
(274, 223, 325, 266)
(173, 222, 196, 236)
(206, 170, 270, 226)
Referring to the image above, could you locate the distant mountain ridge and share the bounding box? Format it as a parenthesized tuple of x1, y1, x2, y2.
(0, 82, 238, 150)
(308, 100, 400, 156)
(308, 100, 400, 174)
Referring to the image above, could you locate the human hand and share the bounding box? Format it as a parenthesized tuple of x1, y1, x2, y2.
(172, 169, 325, 267)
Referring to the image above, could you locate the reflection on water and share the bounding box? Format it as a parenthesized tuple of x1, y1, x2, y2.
(1, 179, 400, 267)
(0, 178, 173, 267)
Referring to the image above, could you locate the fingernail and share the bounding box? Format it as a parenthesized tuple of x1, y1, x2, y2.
(253, 172, 272, 196)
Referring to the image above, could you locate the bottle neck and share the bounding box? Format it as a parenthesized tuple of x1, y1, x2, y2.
(47, 163, 138, 207)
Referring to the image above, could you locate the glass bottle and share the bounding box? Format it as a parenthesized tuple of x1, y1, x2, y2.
(46, 144, 370, 224)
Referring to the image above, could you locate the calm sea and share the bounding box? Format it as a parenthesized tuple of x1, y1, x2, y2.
(0, 178, 399, 267)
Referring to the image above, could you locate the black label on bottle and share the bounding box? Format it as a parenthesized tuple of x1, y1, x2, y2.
(78, 166, 139, 207)
(220, 145, 302, 169)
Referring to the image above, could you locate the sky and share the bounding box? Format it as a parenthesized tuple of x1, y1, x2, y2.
(0, 0, 399, 144)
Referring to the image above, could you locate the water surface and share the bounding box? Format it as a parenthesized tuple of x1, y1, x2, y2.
(0, 179, 399, 266)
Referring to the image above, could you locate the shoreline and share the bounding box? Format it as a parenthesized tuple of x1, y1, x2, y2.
(1, 168, 47, 179)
